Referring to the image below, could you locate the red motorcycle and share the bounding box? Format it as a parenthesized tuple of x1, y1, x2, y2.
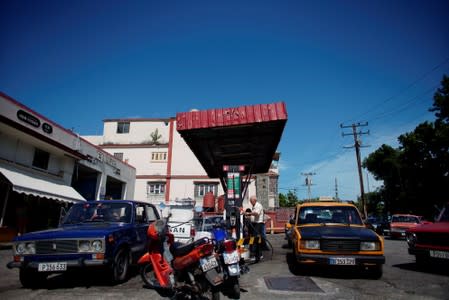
(138, 218, 225, 299)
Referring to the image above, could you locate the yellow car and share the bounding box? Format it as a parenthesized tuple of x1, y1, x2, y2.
(290, 201, 385, 278)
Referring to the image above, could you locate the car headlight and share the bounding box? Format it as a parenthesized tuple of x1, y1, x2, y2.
(78, 240, 91, 252)
(301, 240, 320, 250)
(92, 240, 103, 252)
(406, 232, 417, 247)
(360, 241, 380, 251)
(15, 242, 36, 255)
(78, 239, 104, 253)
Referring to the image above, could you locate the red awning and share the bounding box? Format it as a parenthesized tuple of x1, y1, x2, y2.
(176, 102, 287, 179)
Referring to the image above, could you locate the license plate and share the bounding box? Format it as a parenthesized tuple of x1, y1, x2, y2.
(200, 256, 219, 272)
(430, 250, 449, 259)
(38, 262, 67, 272)
(169, 224, 192, 238)
(329, 257, 356, 265)
(223, 251, 239, 264)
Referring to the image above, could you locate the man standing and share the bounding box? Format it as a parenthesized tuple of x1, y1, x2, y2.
(245, 195, 264, 262)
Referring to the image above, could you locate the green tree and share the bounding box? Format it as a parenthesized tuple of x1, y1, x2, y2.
(278, 190, 300, 207)
(363, 75, 449, 219)
(286, 190, 299, 206)
(362, 144, 401, 214)
(278, 193, 288, 207)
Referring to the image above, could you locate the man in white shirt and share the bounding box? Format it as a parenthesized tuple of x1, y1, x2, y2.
(245, 195, 264, 262)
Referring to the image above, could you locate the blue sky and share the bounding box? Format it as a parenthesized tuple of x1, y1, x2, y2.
(1, 0, 448, 201)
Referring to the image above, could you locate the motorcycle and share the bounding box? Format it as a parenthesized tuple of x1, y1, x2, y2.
(211, 224, 241, 299)
(138, 218, 225, 300)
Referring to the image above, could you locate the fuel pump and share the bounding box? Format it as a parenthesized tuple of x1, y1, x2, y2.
(222, 165, 247, 239)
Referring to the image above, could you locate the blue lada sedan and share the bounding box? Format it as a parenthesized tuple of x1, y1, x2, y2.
(7, 200, 160, 288)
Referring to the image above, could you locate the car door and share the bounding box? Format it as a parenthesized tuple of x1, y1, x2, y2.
(133, 203, 157, 259)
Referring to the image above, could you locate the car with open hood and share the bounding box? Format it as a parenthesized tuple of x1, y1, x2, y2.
(7, 200, 160, 288)
(290, 200, 385, 278)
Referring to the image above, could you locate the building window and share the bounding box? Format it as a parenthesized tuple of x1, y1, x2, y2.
(151, 152, 167, 162)
(117, 122, 130, 134)
(194, 183, 218, 198)
(32, 148, 50, 170)
(147, 182, 165, 195)
(114, 152, 124, 160)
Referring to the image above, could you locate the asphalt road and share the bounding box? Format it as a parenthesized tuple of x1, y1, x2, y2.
(1, 235, 448, 300)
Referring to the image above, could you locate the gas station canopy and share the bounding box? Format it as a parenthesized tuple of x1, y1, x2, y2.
(176, 102, 287, 179)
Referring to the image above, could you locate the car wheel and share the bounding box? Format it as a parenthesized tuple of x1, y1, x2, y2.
(20, 268, 47, 288)
(111, 247, 130, 283)
(289, 246, 302, 275)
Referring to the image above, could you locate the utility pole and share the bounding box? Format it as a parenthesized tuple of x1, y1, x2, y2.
(335, 177, 339, 201)
(366, 172, 371, 193)
(301, 172, 316, 201)
(341, 122, 370, 218)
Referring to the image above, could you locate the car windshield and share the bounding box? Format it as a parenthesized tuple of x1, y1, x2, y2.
(438, 204, 449, 222)
(391, 215, 419, 223)
(195, 216, 224, 232)
(62, 202, 132, 224)
(298, 206, 363, 225)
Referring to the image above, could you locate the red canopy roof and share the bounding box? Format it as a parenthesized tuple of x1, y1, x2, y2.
(176, 102, 287, 178)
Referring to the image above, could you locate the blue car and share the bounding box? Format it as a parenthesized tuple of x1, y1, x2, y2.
(7, 200, 160, 288)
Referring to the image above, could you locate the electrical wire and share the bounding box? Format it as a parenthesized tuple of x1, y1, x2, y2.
(345, 56, 449, 123)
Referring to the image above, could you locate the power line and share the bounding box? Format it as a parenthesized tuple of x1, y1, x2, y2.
(369, 84, 438, 122)
(345, 56, 449, 123)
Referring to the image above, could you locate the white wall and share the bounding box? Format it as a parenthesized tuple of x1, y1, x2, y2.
(84, 118, 258, 204)
(103, 120, 170, 145)
(0, 124, 76, 186)
(170, 125, 208, 176)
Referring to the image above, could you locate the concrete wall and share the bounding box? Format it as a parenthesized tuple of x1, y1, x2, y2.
(86, 118, 257, 206)
(0, 93, 136, 201)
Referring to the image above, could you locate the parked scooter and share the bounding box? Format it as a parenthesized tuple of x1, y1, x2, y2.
(138, 218, 225, 299)
(211, 224, 241, 299)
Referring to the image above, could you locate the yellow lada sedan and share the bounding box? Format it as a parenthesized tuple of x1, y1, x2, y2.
(290, 201, 385, 278)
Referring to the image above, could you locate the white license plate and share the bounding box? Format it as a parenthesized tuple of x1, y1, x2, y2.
(169, 224, 192, 238)
(38, 262, 67, 272)
(200, 256, 219, 272)
(223, 251, 239, 264)
(430, 250, 449, 259)
(329, 257, 356, 265)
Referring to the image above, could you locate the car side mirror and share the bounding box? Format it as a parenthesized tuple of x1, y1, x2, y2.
(364, 221, 374, 230)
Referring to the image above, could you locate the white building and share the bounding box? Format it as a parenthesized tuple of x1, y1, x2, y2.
(0, 92, 136, 236)
(83, 118, 259, 208)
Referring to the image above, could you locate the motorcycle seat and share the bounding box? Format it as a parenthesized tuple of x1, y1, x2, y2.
(172, 237, 209, 257)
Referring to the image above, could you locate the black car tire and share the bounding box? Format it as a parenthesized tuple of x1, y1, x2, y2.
(111, 247, 130, 283)
(20, 268, 47, 288)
